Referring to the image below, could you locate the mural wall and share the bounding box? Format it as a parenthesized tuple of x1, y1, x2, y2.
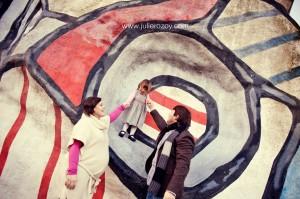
(0, 0, 299, 198)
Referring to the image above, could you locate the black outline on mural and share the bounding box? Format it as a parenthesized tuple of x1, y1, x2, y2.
(0, 0, 14, 19)
(233, 32, 300, 58)
(142, 75, 219, 155)
(0, 0, 42, 58)
(213, 9, 281, 28)
(269, 66, 300, 85)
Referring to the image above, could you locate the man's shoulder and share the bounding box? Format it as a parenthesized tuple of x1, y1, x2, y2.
(177, 130, 195, 143)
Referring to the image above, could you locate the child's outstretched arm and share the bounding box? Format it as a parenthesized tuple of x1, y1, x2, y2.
(125, 90, 136, 105)
(109, 90, 135, 123)
(109, 104, 127, 123)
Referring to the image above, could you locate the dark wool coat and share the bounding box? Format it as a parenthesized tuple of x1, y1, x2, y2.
(145, 110, 195, 199)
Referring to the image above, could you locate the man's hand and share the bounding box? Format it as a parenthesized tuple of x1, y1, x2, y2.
(65, 174, 77, 190)
(163, 190, 176, 199)
(146, 99, 154, 111)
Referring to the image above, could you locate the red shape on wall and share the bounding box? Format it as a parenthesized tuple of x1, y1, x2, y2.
(37, 103, 62, 199)
(149, 90, 207, 125)
(0, 66, 29, 176)
(37, 0, 217, 106)
(92, 173, 105, 199)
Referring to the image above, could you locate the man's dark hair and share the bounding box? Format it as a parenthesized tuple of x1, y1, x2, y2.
(83, 96, 101, 116)
(173, 105, 191, 131)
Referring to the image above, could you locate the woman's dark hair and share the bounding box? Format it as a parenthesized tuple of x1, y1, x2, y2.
(173, 105, 191, 131)
(137, 79, 151, 92)
(83, 96, 101, 116)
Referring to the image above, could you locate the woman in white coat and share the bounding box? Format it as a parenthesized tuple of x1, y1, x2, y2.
(60, 96, 128, 199)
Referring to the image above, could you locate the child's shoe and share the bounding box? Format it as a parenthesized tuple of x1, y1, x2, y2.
(119, 130, 126, 137)
(128, 135, 136, 142)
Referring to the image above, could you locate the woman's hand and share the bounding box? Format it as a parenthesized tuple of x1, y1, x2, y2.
(65, 174, 77, 190)
(122, 102, 130, 109)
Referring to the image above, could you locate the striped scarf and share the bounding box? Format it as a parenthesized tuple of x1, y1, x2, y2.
(147, 130, 179, 195)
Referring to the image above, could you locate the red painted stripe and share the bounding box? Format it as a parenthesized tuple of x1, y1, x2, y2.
(37, 0, 217, 105)
(149, 90, 207, 125)
(92, 173, 105, 199)
(0, 66, 29, 176)
(145, 112, 160, 131)
(37, 104, 62, 199)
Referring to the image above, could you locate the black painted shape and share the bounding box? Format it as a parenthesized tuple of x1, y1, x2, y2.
(184, 86, 261, 199)
(0, 0, 13, 18)
(24, 1, 42, 34)
(234, 32, 300, 58)
(269, 66, 300, 85)
(0, 54, 25, 78)
(134, 129, 155, 148)
(214, 9, 280, 28)
(259, 85, 300, 199)
(262, 109, 300, 199)
(28, 1, 42, 23)
(287, 0, 295, 14)
(181, 29, 298, 199)
(110, 76, 219, 199)
(149, 75, 218, 156)
(287, 0, 295, 13)
(263, 0, 300, 30)
(259, 76, 300, 198)
(261, 1, 300, 198)
(0, 0, 40, 52)
(43, 10, 77, 23)
(41, 0, 48, 11)
(109, 147, 148, 199)
(26, 53, 81, 123)
(129, 75, 219, 155)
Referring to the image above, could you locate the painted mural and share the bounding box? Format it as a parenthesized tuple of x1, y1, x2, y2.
(0, 0, 299, 199)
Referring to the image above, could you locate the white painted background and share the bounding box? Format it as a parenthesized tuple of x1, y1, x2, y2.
(290, 0, 300, 25)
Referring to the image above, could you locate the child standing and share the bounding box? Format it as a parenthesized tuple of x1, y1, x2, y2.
(119, 79, 151, 142)
(60, 96, 128, 199)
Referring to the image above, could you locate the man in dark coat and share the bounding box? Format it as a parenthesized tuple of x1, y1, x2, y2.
(145, 101, 195, 199)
